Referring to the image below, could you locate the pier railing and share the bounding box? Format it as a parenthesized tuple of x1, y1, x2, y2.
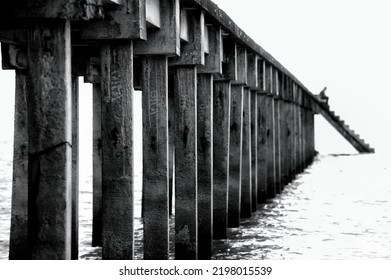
(0, 0, 363, 260)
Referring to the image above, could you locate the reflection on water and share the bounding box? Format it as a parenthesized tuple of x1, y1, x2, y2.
(1, 138, 391, 259)
(213, 154, 391, 260)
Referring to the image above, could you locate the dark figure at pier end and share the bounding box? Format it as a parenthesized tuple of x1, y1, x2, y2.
(318, 86, 329, 106)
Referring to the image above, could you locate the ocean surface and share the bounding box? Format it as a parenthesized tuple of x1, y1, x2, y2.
(1, 137, 391, 259)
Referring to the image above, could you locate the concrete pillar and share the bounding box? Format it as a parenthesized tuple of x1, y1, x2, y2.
(265, 95, 276, 198)
(290, 83, 297, 180)
(197, 23, 223, 252)
(228, 84, 243, 227)
(100, 42, 134, 260)
(241, 88, 251, 218)
(280, 100, 289, 187)
(134, 0, 182, 219)
(168, 91, 175, 216)
(288, 100, 294, 182)
(310, 112, 315, 160)
(274, 97, 281, 194)
(71, 76, 79, 260)
(9, 70, 29, 260)
(300, 91, 305, 172)
(92, 83, 102, 247)
(296, 104, 301, 174)
(27, 20, 72, 259)
(292, 85, 298, 176)
(171, 8, 205, 259)
(265, 64, 275, 199)
(174, 66, 198, 260)
(305, 108, 308, 166)
(212, 80, 230, 239)
(197, 73, 213, 259)
(303, 109, 308, 166)
(250, 90, 257, 212)
(273, 70, 281, 194)
(141, 56, 169, 260)
(257, 94, 268, 203)
(279, 76, 288, 188)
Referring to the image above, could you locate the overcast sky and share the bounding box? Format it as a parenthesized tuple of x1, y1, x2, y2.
(0, 0, 390, 155)
(212, 0, 391, 154)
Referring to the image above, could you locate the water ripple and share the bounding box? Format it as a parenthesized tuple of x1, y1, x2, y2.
(1, 141, 391, 260)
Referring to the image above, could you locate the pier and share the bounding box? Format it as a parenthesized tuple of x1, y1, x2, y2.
(0, 0, 374, 260)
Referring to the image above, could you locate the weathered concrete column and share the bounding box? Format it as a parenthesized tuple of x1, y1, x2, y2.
(92, 83, 102, 247)
(213, 80, 230, 238)
(273, 70, 281, 194)
(9, 70, 29, 260)
(307, 109, 312, 165)
(266, 95, 276, 198)
(100, 42, 134, 260)
(215, 38, 240, 228)
(289, 82, 296, 181)
(27, 20, 72, 259)
(173, 65, 198, 259)
(256, 59, 267, 203)
(287, 102, 293, 182)
(257, 93, 268, 203)
(265, 64, 276, 199)
(280, 99, 289, 187)
(303, 107, 308, 166)
(168, 92, 175, 217)
(71, 76, 79, 260)
(310, 111, 315, 161)
(305, 103, 309, 167)
(197, 73, 213, 258)
(228, 84, 242, 227)
(279, 109, 286, 188)
(250, 90, 257, 212)
(292, 84, 299, 176)
(134, 0, 181, 221)
(171, 7, 205, 260)
(141, 56, 169, 260)
(279, 76, 289, 188)
(232, 44, 251, 218)
(307, 110, 311, 163)
(296, 104, 301, 174)
(241, 87, 252, 218)
(298, 90, 304, 172)
(247, 53, 258, 212)
(197, 23, 222, 255)
(273, 97, 281, 194)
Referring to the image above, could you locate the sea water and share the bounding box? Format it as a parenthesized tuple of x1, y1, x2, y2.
(1, 136, 390, 259)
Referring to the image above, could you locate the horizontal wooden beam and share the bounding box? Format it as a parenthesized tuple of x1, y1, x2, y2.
(0, 30, 27, 45)
(214, 37, 236, 80)
(197, 25, 222, 74)
(1, 44, 27, 70)
(0, 0, 104, 20)
(183, 0, 314, 96)
(257, 58, 265, 92)
(232, 44, 247, 85)
(82, 0, 146, 40)
(247, 52, 258, 89)
(134, 0, 180, 56)
(171, 9, 205, 66)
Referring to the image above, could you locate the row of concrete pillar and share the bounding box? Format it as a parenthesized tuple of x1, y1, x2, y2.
(2, 0, 316, 261)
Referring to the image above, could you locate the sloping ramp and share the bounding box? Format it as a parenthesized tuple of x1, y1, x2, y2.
(312, 100, 375, 154)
